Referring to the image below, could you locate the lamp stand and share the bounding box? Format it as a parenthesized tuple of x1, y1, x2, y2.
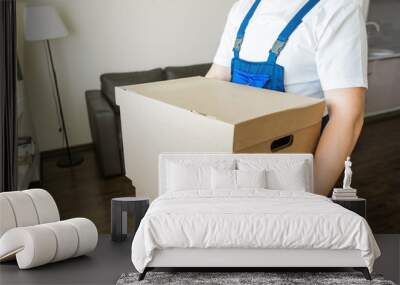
(46, 40, 84, 168)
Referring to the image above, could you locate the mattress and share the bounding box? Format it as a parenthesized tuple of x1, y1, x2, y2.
(131, 190, 380, 273)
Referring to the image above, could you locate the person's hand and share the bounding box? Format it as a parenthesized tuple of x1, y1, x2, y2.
(206, 64, 231, 81)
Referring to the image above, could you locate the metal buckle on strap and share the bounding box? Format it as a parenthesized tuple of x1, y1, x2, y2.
(234, 38, 243, 51)
(271, 40, 287, 55)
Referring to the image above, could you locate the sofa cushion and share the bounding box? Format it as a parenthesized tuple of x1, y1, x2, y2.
(164, 63, 212, 80)
(100, 68, 164, 109)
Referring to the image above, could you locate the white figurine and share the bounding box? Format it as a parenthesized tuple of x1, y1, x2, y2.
(343, 157, 353, 190)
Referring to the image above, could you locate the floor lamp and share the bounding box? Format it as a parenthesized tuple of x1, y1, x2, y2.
(24, 5, 83, 168)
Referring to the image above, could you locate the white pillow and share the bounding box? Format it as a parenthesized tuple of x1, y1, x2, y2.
(167, 163, 210, 191)
(266, 163, 307, 191)
(237, 169, 267, 189)
(167, 160, 235, 191)
(237, 159, 309, 192)
(211, 169, 267, 190)
(211, 168, 236, 190)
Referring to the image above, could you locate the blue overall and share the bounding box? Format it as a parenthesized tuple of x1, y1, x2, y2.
(231, 0, 320, 92)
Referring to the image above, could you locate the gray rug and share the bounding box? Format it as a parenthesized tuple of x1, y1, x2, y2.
(116, 272, 396, 285)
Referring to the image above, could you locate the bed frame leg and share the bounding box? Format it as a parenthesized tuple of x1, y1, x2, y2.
(354, 267, 371, 280)
(138, 268, 148, 281)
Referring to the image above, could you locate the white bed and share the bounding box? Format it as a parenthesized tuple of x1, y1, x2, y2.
(131, 153, 380, 280)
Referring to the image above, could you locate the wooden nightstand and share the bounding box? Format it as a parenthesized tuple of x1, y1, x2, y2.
(331, 198, 366, 219)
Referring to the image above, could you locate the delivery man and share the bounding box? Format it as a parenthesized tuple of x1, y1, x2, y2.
(206, 0, 368, 196)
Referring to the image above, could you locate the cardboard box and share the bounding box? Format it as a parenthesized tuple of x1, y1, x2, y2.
(116, 76, 325, 200)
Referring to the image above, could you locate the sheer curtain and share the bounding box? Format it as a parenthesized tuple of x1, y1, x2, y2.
(0, 0, 17, 192)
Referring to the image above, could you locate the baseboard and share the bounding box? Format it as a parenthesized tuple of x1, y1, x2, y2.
(365, 108, 400, 124)
(40, 143, 94, 159)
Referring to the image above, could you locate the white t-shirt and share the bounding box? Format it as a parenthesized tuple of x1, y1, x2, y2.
(213, 0, 369, 99)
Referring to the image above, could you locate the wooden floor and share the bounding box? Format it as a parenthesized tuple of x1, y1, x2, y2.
(40, 115, 400, 234)
(40, 150, 135, 234)
(350, 115, 400, 233)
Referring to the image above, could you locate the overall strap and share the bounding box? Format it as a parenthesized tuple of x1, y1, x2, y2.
(267, 0, 320, 63)
(233, 0, 262, 59)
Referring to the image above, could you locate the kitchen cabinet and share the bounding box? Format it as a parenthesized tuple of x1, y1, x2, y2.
(366, 58, 400, 115)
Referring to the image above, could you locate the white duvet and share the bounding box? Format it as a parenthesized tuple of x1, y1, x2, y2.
(131, 190, 380, 273)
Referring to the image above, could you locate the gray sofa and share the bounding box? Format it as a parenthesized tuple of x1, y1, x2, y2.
(85, 63, 212, 177)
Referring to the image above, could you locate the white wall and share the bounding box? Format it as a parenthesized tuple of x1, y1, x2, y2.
(21, 0, 235, 151)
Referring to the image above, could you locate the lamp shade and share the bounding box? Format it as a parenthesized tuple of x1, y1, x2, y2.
(24, 5, 68, 41)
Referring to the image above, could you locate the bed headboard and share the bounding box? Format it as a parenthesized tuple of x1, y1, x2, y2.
(158, 153, 314, 195)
